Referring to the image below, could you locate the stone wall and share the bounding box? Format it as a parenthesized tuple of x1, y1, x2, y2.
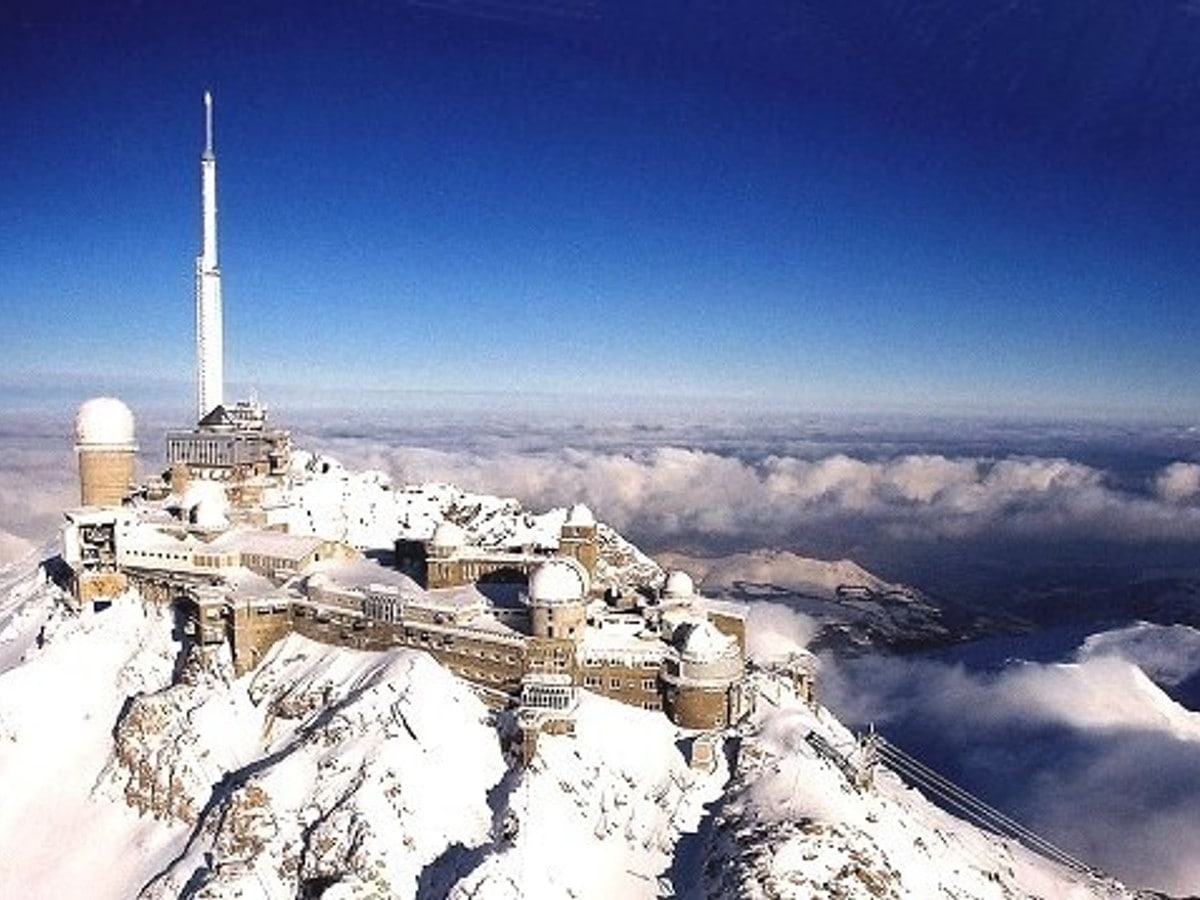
(661, 681, 732, 730)
(581, 660, 661, 711)
(78, 449, 134, 507)
(230, 604, 293, 675)
(76, 571, 129, 603)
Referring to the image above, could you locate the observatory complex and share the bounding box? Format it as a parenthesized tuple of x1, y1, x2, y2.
(57, 93, 771, 739)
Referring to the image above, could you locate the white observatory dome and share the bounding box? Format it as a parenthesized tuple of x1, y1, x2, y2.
(675, 619, 736, 664)
(565, 503, 595, 527)
(528, 558, 589, 605)
(183, 482, 229, 529)
(430, 521, 466, 551)
(663, 570, 696, 600)
(75, 397, 136, 448)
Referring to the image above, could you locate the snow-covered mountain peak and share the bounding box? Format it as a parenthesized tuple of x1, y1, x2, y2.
(0, 454, 1145, 898)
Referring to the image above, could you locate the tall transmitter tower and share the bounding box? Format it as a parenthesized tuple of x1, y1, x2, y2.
(195, 90, 223, 419)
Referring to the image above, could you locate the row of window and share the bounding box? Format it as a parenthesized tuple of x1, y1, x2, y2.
(581, 656, 661, 669)
(523, 687, 575, 711)
(242, 553, 297, 574)
(169, 438, 236, 467)
(124, 548, 190, 564)
(454, 645, 516, 664)
(363, 596, 403, 623)
(583, 675, 657, 692)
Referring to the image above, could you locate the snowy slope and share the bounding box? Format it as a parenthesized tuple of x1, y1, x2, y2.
(657, 549, 898, 601)
(698, 681, 1130, 900)
(0, 574, 187, 899)
(138, 635, 507, 898)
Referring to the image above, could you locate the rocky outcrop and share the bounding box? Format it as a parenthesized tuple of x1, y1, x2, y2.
(137, 636, 508, 899)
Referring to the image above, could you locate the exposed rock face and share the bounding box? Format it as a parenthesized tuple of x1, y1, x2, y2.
(134, 637, 508, 898)
(594, 522, 664, 595)
(128, 638, 726, 900)
(100, 645, 237, 823)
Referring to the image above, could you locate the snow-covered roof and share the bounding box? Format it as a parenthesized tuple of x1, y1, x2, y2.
(307, 558, 422, 593)
(580, 617, 666, 666)
(528, 558, 589, 605)
(75, 397, 136, 448)
(196, 405, 235, 430)
(213, 530, 330, 562)
(691, 595, 749, 620)
(62, 506, 135, 526)
(191, 500, 228, 530)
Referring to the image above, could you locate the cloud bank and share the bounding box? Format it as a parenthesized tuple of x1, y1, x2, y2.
(305, 433, 1200, 563)
(822, 639, 1200, 894)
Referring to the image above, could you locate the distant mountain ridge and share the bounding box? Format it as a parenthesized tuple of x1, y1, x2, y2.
(656, 548, 958, 653)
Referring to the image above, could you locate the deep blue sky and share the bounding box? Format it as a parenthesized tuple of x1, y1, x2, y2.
(5, 1, 1200, 419)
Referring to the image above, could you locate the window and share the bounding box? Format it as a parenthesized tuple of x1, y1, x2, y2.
(642, 679, 656, 691)
(609, 678, 621, 689)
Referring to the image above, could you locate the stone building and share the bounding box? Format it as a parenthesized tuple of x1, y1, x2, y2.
(165, 400, 290, 498)
(557, 503, 598, 575)
(60, 507, 133, 602)
(659, 618, 747, 729)
(395, 504, 600, 591)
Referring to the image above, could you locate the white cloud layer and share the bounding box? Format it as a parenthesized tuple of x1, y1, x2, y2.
(307, 439, 1200, 556)
(1155, 461, 1200, 503)
(822, 648, 1200, 894)
(744, 602, 819, 664)
(1078, 622, 1200, 688)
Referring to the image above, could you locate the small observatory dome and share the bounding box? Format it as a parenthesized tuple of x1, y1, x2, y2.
(675, 619, 736, 664)
(528, 557, 590, 605)
(75, 397, 137, 448)
(430, 521, 466, 551)
(565, 503, 595, 527)
(183, 482, 229, 529)
(662, 570, 696, 600)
